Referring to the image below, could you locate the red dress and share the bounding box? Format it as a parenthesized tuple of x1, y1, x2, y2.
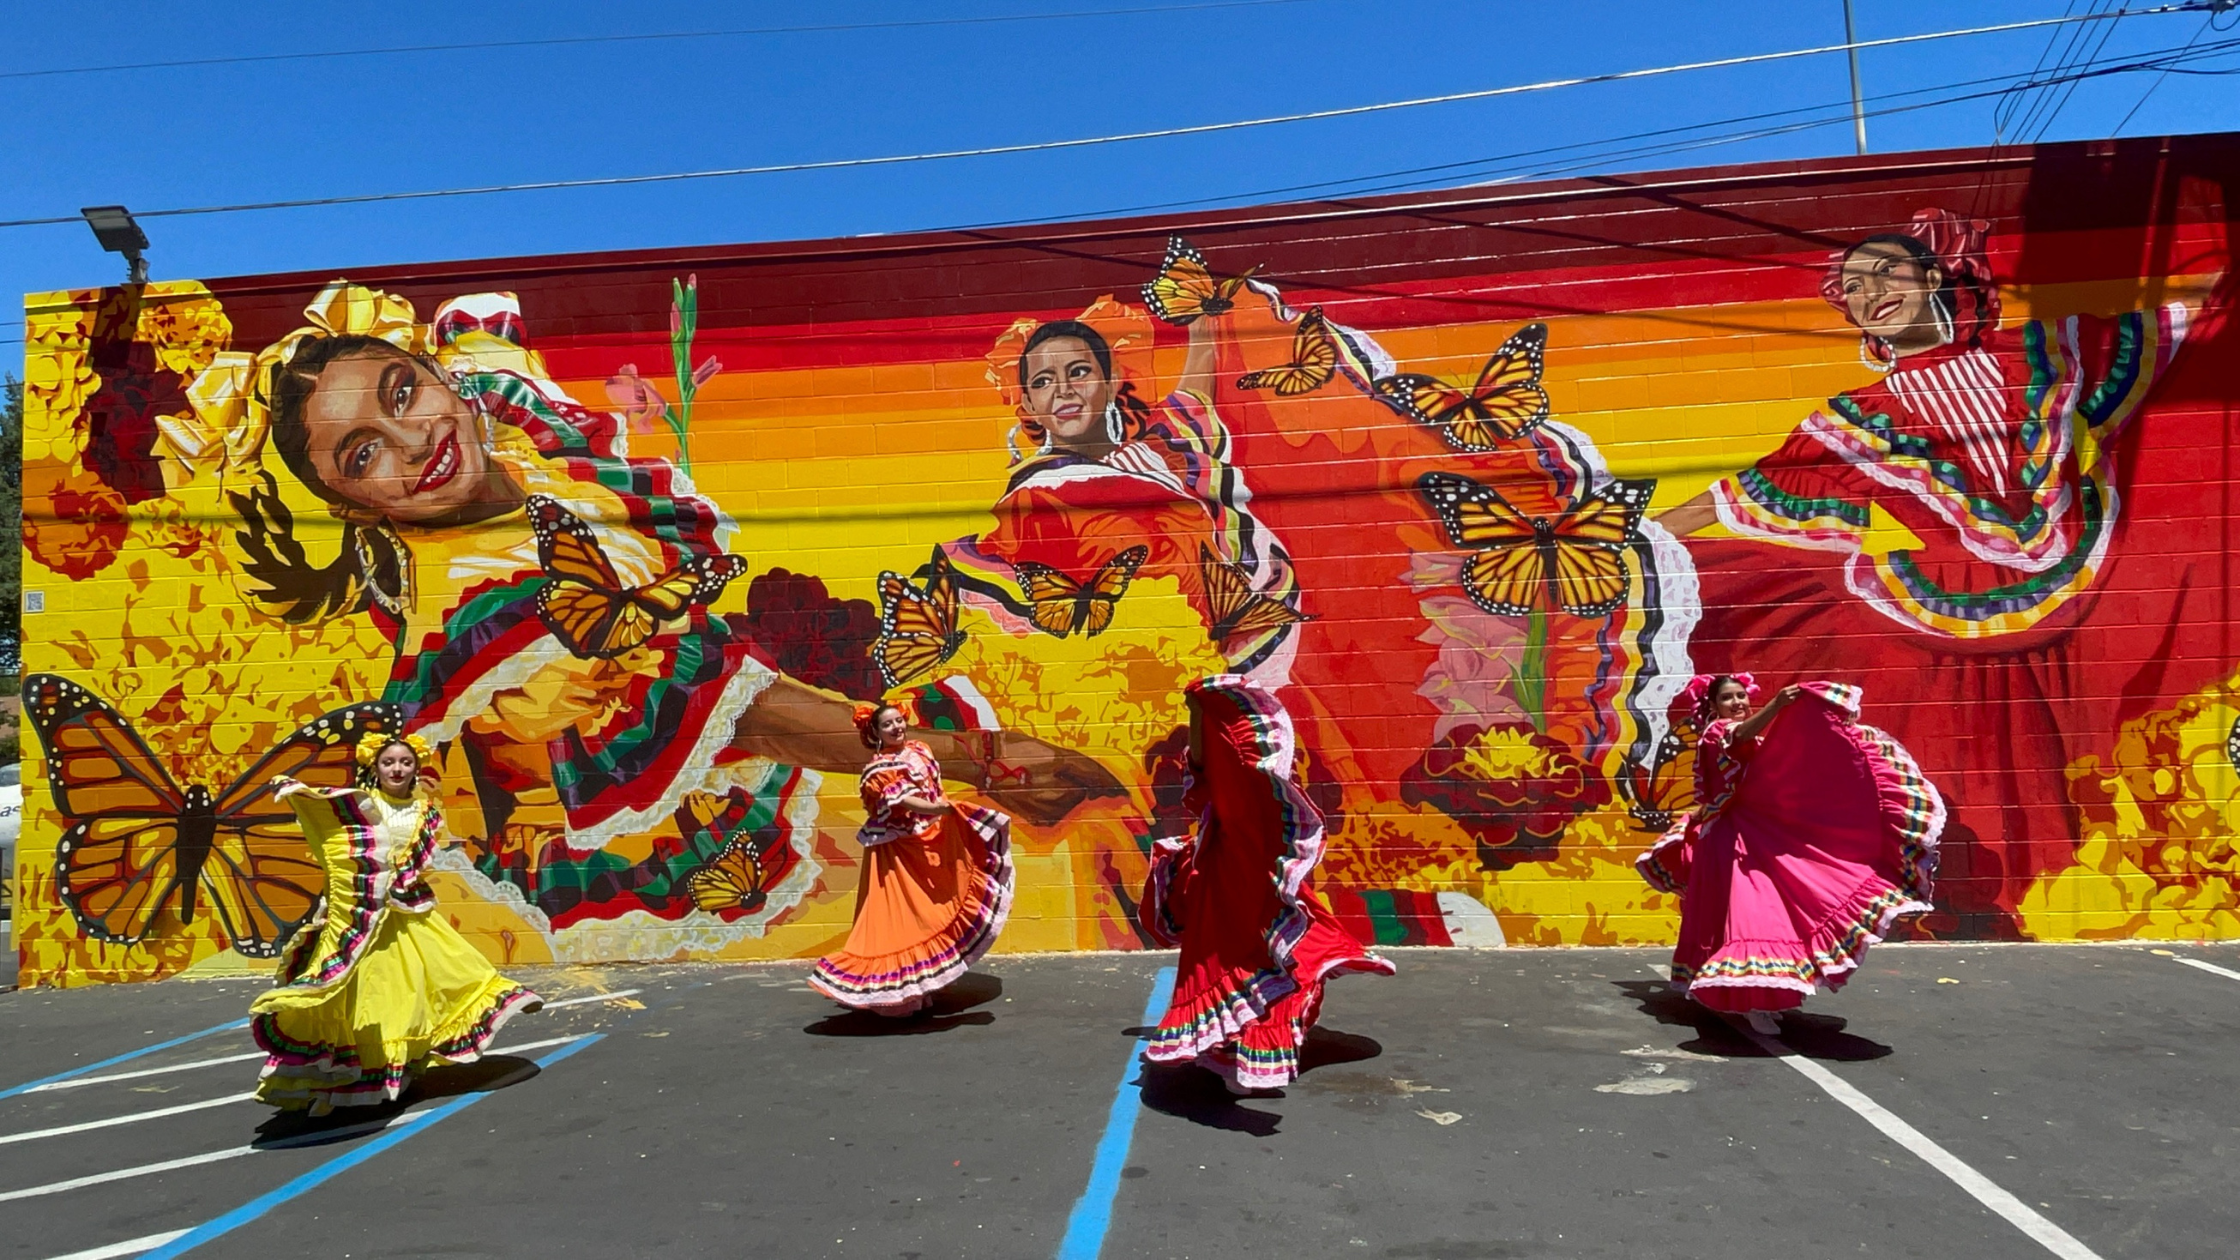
(1140, 676, 1394, 1090)
(1689, 306, 2209, 931)
(1637, 683, 1941, 1012)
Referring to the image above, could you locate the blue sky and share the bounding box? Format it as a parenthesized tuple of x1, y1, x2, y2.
(5, 0, 2238, 346)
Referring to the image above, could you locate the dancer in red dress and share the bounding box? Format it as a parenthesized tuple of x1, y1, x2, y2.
(1141, 676, 1394, 1092)
(1638, 674, 1941, 1033)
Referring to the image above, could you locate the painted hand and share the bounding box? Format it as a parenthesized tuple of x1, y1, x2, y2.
(964, 731, 1127, 826)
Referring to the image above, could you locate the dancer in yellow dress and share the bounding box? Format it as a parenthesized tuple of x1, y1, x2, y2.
(250, 733, 543, 1113)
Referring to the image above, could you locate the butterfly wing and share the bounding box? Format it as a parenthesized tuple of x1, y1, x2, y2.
(1417, 473, 1552, 616)
(1078, 545, 1149, 638)
(529, 495, 633, 657)
(1449, 323, 1551, 448)
(1620, 717, 1701, 831)
(199, 701, 407, 956)
(1196, 544, 1311, 646)
(1013, 562, 1087, 638)
(200, 818, 329, 957)
(1142, 236, 1220, 326)
(23, 673, 189, 820)
(211, 701, 407, 817)
(1236, 309, 1338, 396)
(56, 815, 193, 947)
(1542, 478, 1650, 617)
(686, 845, 769, 915)
(875, 562, 965, 687)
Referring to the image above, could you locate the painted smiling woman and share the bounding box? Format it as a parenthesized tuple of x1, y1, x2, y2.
(171, 283, 1121, 943)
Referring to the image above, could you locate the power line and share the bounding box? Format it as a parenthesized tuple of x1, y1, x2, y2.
(2113, 12, 2213, 131)
(939, 34, 2240, 232)
(0, 3, 2214, 232)
(0, 0, 1321, 82)
(2024, 0, 2131, 142)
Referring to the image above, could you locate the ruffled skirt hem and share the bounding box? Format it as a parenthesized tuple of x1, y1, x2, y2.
(1672, 878, 1931, 1013)
(809, 805, 1015, 1011)
(255, 981, 541, 1115)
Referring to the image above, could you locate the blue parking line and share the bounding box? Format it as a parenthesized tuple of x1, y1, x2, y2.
(139, 1034, 605, 1259)
(1055, 965, 1177, 1260)
(0, 1019, 250, 1102)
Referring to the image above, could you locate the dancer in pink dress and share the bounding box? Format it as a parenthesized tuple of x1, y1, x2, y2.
(1637, 674, 1943, 1034)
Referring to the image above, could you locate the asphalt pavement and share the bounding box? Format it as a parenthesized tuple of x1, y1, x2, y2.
(1, 942, 2235, 1260)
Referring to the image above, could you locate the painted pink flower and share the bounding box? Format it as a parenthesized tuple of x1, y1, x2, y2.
(691, 355, 722, 389)
(604, 363, 670, 433)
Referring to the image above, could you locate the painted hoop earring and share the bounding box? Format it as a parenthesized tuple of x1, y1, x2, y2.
(1930, 299, 1957, 349)
(1103, 400, 1126, 446)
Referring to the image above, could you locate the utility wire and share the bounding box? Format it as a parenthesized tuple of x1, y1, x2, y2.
(2, 28, 2230, 348)
(2112, 11, 2212, 131)
(0, 0, 1322, 82)
(0, 3, 2214, 231)
(2024, 0, 2130, 142)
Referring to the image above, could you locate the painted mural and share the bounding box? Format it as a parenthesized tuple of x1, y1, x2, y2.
(15, 138, 2240, 985)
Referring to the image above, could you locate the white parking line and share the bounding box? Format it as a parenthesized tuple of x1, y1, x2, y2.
(0, 1111, 436, 1204)
(2173, 956, 2240, 983)
(0, 1093, 258, 1147)
(539, 988, 643, 1010)
(24, 1052, 265, 1094)
(40, 1230, 188, 1260)
(1745, 1029, 2105, 1260)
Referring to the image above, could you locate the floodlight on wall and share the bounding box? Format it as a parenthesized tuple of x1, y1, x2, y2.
(81, 205, 150, 285)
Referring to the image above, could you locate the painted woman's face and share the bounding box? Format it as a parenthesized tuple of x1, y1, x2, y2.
(373, 743, 420, 794)
(874, 706, 910, 750)
(299, 349, 514, 524)
(1713, 682, 1752, 722)
(1837, 241, 1946, 355)
(1020, 336, 1115, 445)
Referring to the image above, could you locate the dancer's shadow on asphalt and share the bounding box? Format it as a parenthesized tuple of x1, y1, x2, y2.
(1130, 1025, 1383, 1136)
(802, 972, 1002, 1037)
(1611, 980, 1892, 1061)
(248, 1054, 543, 1147)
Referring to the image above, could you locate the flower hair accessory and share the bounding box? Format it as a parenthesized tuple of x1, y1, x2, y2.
(1681, 672, 1758, 719)
(354, 730, 436, 769)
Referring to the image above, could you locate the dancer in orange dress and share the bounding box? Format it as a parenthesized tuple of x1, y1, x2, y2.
(810, 704, 1017, 1015)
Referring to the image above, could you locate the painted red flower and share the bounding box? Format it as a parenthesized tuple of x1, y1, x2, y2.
(1400, 722, 1607, 870)
(743, 568, 883, 701)
(80, 337, 186, 505)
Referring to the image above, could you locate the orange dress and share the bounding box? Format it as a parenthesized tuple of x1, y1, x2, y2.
(809, 741, 1015, 1011)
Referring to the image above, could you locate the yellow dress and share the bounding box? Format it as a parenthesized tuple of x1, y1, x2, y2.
(250, 779, 542, 1114)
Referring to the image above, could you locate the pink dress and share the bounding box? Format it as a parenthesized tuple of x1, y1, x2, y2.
(1637, 683, 1942, 1013)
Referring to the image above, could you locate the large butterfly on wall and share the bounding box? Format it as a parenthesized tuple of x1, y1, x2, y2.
(1015, 546, 1149, 639)
(529, 495, 748, 660)
(24, 673, 404, 957)
(1236, 307, 1340, 396)
(1616, 714, 1702, 833)
(1142, 235, 1257, 326)
(1417, 471, 1650, 618)
(875, 551, 967, 687)
(1197, 544, 1311, 650)
(1375, 323, 1550, 451)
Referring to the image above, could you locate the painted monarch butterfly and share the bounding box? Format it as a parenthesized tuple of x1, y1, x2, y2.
(1141, 235, 1257, 326)
(24, 673, 405, 957)
(686, 842, 779, 916)
(1015, 546, 1149, 639)
(874, 551, 966, 687)
(1197, 543, 1311, 649)
(1616, 715, 1702, 833)
(529, 495, 748, 660)
(1236, 307, 1339, 396)
(1375, 323, 1551, 450)
(1417, 471, 1650, 618)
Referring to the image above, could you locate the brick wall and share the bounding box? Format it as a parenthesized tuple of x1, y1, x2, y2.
(16, 134, 2239, 985)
